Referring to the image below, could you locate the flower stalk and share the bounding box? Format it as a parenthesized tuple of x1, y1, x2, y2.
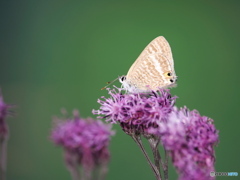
(131, 133, 161, 180)
(163, 149, 169, 180)
(0, 136, 8, 180)
(64, 150, 81, 180)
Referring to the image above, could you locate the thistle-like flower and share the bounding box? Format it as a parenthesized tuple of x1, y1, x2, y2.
(157, 107, 219, 180)
(51, 110, 114, 180)
(93, 87, 177, 180)
(93, 86, 177, 136)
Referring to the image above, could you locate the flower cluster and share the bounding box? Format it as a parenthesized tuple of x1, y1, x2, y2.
(51, 110, 114, 172)
(93, 86, 219, 180)
(92, 86, 177, 136)
(158, 107, 219, 180)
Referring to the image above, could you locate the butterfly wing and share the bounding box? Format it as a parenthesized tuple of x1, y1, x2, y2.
(126, 36, 176, 92)
(126, 36, 171, 76)
(138, 36, 173, 60)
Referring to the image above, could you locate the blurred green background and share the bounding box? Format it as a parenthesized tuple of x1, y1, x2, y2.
(0, 0, 239, 179)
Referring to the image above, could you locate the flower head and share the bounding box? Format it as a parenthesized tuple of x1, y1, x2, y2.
(51, 110, 114, 170)
(158, 106, 219, 180)
(92, 86, 177, 136)
(0, 92, 12, 139)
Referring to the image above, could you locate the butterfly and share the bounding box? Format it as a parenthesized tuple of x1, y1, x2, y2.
(101, 36, 177, 93)
(118, 36, 177, 93)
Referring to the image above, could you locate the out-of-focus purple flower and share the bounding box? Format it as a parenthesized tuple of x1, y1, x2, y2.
(0, 93, 12, 140)
(157, 106, 219, 180)
(0, 91, 13, 180)
(92, 86, 177, 136)
(51, 110, 114, 172)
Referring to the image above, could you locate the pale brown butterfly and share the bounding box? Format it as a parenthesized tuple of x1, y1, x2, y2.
(102, 36, 177, 93)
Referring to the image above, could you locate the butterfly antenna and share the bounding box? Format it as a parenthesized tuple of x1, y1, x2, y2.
(101, 77, 119, 90)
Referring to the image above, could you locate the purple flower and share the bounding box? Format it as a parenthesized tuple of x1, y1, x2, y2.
(0, 93, 12, 139)
(92, 86, 177, 136)
(51, 110, 114, 179)
(0, 92, 13, 180)
(157, 106, 219, 180)
(93, 86, 219, 180)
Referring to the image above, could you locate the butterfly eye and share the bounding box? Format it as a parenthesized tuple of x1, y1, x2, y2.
(170, 79, 174, 83)
(121, 76, 126, 81)
(167, 73, 172, 76)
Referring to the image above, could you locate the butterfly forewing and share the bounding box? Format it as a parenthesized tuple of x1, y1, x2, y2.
(137, 36, 173, 63)
(126, 36, 169, 78)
